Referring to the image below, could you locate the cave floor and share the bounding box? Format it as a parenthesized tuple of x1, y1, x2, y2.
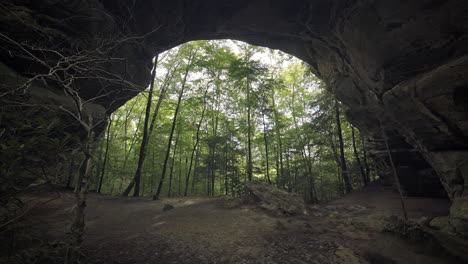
(10, 185, 463, 264)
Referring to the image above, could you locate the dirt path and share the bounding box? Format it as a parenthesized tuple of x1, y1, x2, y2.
(14, 185, 463, 264)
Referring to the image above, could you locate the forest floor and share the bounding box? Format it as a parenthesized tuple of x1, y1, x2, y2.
(13, 184, 464, 264)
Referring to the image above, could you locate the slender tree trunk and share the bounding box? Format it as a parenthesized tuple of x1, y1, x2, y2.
(123, 55, 159, 196)
(293, 162, 298, 192)
(178, 153, 183, 196)
(273, 143, 280, 187)
(150, 149, 156, 194)
(351, 126, 368, 186)
(271, 90, 284, 187)
(154, 53, 193, 200)
(98, 116, 112, 193)
(262, 110, 271, 184)
(335, 99, 352, 193)
(168, 131, 180, 197)
(94, 137, 105, 187)
(119, 112, 142, 193)
(65, 120, 95, 264)
(224, 141, 228, 195)
(328, 132, 343, 195)
(184, 88, 208, 196)
(318, 158, 324, 200)
(210, 85, 221, 196)
(143, 61, 179, 192)
(361, 135, 372, 182)
(148, 69, 172, 136)
(66, 149, 92, 263)
(381, 122, 408, 220)
(192, 145, 200, 194)
(207, 158, 211, 196)
(246, 82, 253, 181)
(285, 151, 291, 192)
(211, 117, 219, 196)
(306, 143, 318, 203)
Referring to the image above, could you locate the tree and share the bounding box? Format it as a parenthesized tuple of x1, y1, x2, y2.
(334, 98, 352, 194)
(184, 87, 208, 196)
(153, 46, 197, 200)
(97, 115, 112, 193)
(351, 126, 368, 186)
(122, 55, 159, 197)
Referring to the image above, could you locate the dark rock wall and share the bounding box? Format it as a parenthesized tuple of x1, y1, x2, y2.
(1, 0, 467, 199)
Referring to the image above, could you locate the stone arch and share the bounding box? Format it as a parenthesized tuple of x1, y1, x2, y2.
(1, 0, 468, 198)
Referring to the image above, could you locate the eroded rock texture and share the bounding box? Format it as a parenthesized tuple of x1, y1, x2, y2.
(1, 1, 467, 200)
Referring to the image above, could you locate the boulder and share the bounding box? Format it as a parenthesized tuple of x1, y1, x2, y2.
(244, 182, 308, 216)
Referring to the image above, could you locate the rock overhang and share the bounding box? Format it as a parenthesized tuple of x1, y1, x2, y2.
(1, 0, 467, 199)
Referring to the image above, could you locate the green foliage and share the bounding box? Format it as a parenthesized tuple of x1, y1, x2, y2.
(94, 40, 374, 201)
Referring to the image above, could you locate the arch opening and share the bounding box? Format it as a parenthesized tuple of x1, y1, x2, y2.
(95, 39, 378, 202)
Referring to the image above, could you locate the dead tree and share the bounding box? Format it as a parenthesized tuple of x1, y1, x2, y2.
(0, 28, 158, 262)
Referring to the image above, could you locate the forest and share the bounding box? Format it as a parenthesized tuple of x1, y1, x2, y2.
(84, 40, 374, 202)
(3, 0, 468, 262)
(1, 38, 465, 264)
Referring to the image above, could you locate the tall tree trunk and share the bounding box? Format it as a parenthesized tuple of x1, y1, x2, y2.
(351, 126, 368, 186)
(66, 147, 93, 263)
(94, 136, 105, 187)
(123, 55, 159, 196)
(317, 156, 324, 200)
(335, 99, 352, 193)
(210, 84, 221, 195)
(328, 132, 344, 195)
(178, 154, 184, 196)
(246, 82, 253, 182)
(143, 60, 179, 192)
(153, 52, 194, 200)
(150, 149, 156, 194)
(148, 64, 175, 136)
(224, 140, 229, 195)
(361, 135, 372, 182)
(306, 142, 318, 203)
(271, 90, 284, 188)
(168, 131, 180, 197)
(381, 122, 408, 220)
(98, 115, 112, 193)
(262, 110, 271, 184)
(290, 83, 313, 195)
(273, 143, 280, 187)
(119, 112, 143, 192)
(191, 145, 200, 194)
(65, 120, 95, 264)
(285, 151, 291, 192)
(184, 88, 208, 196)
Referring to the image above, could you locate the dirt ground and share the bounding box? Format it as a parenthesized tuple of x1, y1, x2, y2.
(10, 184, 464, 264)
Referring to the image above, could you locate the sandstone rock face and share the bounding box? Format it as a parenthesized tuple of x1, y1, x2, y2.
(449, 197, 468, 237)
(451, 197, 468, 221)
(1, 1, 468, 200)
(427, 197, 468, 238)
